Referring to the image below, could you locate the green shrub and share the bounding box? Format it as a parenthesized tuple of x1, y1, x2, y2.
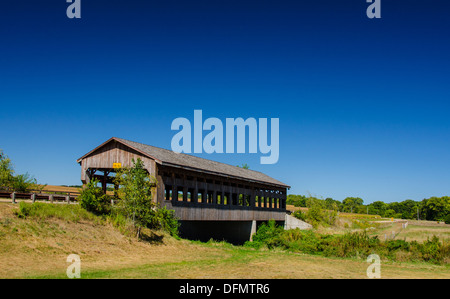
(444, 214, 450, 224)
(152, 206, 179, 237)
(292, 210, 306, 221)
(250, 220, 284, 249)
(386, 239, 410, 252)
(323, 231, 380, 258)
(79, 179, 111, 216)
(15, 202, 97, 222)
(277, 229, 325, 254)
(410, 236, 449, 264)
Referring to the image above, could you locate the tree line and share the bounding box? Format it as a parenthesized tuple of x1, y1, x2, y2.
(287, 194, 450, 223)
(0, 150, 45, 192)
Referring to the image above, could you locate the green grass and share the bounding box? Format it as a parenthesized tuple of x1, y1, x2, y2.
(14, 202, 99, 223)
(2, 202, 450, 279)
(26, 241, 450, 279)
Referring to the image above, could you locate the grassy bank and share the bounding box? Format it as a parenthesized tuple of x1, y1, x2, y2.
(246, 220, 450, 265)
(0, 202, 449, 279)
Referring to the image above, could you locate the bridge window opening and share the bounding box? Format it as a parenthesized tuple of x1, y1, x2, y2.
(165, 186, 171, 201)
(223, 194, 228, 205)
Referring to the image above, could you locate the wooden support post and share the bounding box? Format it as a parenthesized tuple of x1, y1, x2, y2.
(212, 190, 217, 205)
(49, 194, 54, 203)
(66, 195, 70, 204)
(193, 178, 198, 203)
(183, 187, 188, 202)
(250, 189, 256, 207)
(202, 189, 207, 204)
(101, 171, 109, 194)
(172, 185, 177, 202)
(171, 173, 177, 201)
(220, 181, 224, 205)
(11, 192, 16, 204)
(182, 175, 188, 202)
(31, 193, 36, 203)
(280, 190, 286, 209)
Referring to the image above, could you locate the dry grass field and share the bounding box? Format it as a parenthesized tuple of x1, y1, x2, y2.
(0, 202, 449, 279)
(41, 185, 82, 194)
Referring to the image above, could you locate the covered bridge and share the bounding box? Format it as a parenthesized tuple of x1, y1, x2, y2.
(77, 137, 290, 243)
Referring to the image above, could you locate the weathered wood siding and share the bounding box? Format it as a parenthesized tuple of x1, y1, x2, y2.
(80, 140, 157, 182)
(164, 201, 286, 221)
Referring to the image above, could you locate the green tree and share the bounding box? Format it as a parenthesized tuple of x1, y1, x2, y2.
(343, 197, 363, 213)
(306, 197, 325, 227)
(324, 197, 342, 211)
(384, 209, 396, 218)
(0, 150, 41, 192)
(369, 201, 387, 216)
(11, 173, 38, 192)
(422, 196, 450, 221)
(0, 150, 14, 190)
(286, 194, 308, 207)
(114, 158, 158, 238)
(79, 178, 111, 215)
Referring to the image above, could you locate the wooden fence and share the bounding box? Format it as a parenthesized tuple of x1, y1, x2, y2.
(0, 190, 80, 204)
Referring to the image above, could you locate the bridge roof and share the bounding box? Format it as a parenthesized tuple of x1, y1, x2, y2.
(77, 137, 290, 189)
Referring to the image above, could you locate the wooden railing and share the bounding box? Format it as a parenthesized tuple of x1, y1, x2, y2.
(0, 190, 79, 204)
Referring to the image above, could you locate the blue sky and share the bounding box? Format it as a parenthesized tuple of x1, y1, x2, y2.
(1, 0, 449, 204)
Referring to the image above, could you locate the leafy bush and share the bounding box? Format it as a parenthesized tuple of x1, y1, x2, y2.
(323, 231, 381, 258)
(444, 214, 450, 224)
(386, 239, 410, 252)
(245, 220, 283, 249)
(277, 229, 326, 255)
(291, 210, 306, 221)
(113, 158, 179, 238)
(151, 206, 180, 237)
(245, 221, 449, 264)
(409, 236, 450, 264)
(15, 202, 97, 222)
(79, 179, 111, 216)
(10, 173, 37, 192)
(303, 198, 338, 227)
(305, 198, 325, 228)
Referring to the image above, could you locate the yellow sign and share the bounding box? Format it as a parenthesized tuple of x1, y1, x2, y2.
(113, 163, 122, 169)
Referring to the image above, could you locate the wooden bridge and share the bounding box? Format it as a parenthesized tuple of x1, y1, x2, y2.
(77, 137, 290, 243)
